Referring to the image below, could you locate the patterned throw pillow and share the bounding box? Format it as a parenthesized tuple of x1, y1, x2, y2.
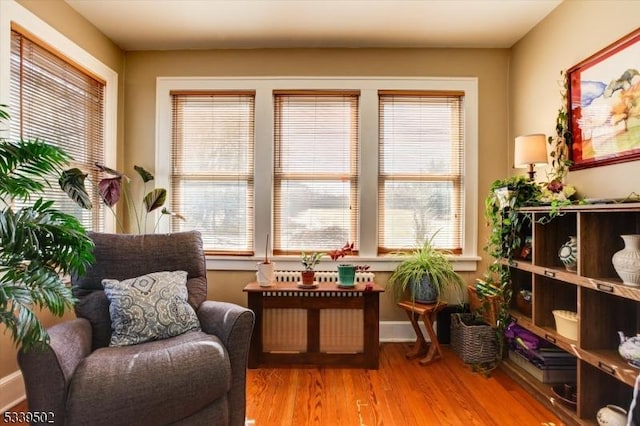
(102, 270, 201, 346)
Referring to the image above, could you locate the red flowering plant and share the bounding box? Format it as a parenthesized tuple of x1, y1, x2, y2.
(327, 242, 370, 272)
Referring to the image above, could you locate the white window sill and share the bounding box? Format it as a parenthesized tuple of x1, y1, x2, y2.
(205, 255, 480, 272)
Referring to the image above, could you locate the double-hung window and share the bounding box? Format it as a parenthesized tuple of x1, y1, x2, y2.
(273, 91, 360, 254)
(170, 91, 255, 254)
(9, 29, 106, 231)
(378, 90, 465, 253)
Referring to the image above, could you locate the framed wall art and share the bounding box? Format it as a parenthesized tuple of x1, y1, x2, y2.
(568, 28, 640, 170)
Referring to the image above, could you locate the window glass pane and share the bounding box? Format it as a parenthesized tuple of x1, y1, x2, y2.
(274, 92, 359, 253)
(381, 102, 457, 174)
(381, 181, 457, 249)
(175, 100, 252, 173)
(9, 29, 105, 231)
(277, 180, 352, 251)
(174, 181, 250, 250)
(378, 92, 464, 252)
(171, 93, 255, 254)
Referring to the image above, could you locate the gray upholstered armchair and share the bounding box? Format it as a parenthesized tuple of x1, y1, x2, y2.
(18, 231, 254, 426)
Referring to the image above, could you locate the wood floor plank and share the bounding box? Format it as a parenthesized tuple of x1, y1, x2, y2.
(246, 343, 565, 426)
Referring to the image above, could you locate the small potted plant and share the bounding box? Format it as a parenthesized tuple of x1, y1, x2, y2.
(388, 233, 465, 304)
(300, 251, 323, 285)
(327, 242, 371, 287)
(328, 242, 356, 286)
(256, 233, 274, 287)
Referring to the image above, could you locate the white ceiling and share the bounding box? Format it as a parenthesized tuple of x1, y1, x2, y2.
(64, 0, 563, 51)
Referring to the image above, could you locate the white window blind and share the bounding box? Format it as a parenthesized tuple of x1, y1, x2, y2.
(9, 28, 105, 231)
(378, 90, 464, 253)
(171, 91, 255, 254)
(273, 91, 360, 254)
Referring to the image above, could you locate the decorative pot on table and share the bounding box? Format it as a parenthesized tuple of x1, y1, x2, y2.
(612, 234, 640, 287)
(597, 404, 633, 426)
(558, 236, 578, 272)
(337, 264, 356, 287)
(411, 274, 437, 304)
(301, 270, 315, 285)
(618, 331, 640, 368)
(256, 261, 275, 287)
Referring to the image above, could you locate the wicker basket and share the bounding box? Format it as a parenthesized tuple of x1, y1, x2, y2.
(450, 313, 498, 364)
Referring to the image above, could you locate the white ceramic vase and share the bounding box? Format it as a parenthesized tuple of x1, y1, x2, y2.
(256, 262, 275, 287)
(612, 234, 640, 287)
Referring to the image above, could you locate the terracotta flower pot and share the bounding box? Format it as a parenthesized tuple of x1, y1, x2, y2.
(301, 270, 315, 285)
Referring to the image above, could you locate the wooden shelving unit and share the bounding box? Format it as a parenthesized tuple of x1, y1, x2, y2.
(499, 203, 640, 425)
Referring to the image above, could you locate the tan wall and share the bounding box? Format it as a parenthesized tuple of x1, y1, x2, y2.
(125, 47, 511, 321)
(510, 0, 640, 198)
(1, 0, 125, 382)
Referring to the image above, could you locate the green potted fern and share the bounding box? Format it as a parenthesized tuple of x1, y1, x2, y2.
(0, 104, 94, 351)
(388, 233, 465, 304)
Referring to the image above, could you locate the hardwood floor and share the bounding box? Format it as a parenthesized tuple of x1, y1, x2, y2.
(6, 343, 563, 425)
(246, 343, 564, 426)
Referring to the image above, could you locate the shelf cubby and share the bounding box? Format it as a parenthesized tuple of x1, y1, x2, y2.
(579, 361, 639, 422)
(580, 287, 640, 351)
(532, 211, 577, 270)
(580, 211, 640, 279)
(533, 275, 577, 332)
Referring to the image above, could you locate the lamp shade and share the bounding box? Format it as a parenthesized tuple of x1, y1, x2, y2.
(514, 133, 548, 168)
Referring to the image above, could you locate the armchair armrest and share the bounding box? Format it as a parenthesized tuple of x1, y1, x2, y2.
(197, 301, 254, 346)
(197, 301, 254, 426)
(18, 318, 92, 425)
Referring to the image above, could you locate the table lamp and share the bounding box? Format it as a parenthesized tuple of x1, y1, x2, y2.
(514, 133, 548, 180)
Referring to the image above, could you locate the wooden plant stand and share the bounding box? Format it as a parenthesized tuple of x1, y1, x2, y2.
(397, 300, 446, 365)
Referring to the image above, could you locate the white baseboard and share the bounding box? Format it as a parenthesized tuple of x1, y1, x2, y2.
(379, 320, 433, 343)
(0, 370, 25, 413)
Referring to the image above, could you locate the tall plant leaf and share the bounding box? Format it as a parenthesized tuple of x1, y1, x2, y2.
(0, 103, 9, 120)
(95, 163, 123, 177)
(98, 177, 122, 207)
(0, 140, 69, 200)
(59, 168, 92, 209)
(134, 165, 154, 183)
(143, 188, 166, 212)
(161, 207, 185, 221)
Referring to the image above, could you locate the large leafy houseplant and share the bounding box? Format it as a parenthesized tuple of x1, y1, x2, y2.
(388, 233, 465, 304)
(0, 105, 94, 351)
(74, 163, 183, 234)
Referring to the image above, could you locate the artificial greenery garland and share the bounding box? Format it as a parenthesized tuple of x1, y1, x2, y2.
(547, 69, 573, 183)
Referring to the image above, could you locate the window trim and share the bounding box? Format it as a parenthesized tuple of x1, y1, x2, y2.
(0, 0, 118, 231)
(156, 77, 479, 271)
